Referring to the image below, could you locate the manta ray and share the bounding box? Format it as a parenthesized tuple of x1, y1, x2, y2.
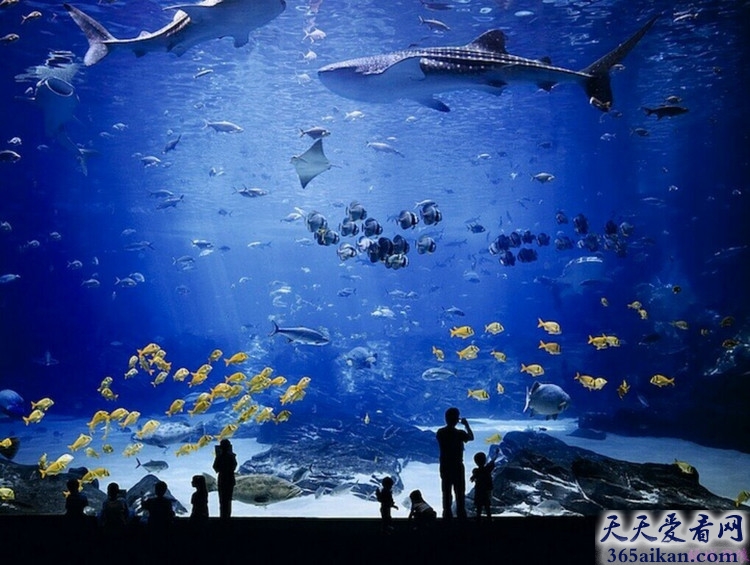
(64, 0, 286, 66)
(318, 16, 657, 112)
(291, 139, 333, 189)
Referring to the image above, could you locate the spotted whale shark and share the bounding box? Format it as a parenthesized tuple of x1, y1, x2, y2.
(64, 0, 286, 66)
(318, 16, 657, 112)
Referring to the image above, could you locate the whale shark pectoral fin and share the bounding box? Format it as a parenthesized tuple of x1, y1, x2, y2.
(415, 97, 450, 112)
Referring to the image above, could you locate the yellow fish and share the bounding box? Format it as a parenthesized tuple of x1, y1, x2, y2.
(457, 345, 480, 360)
(208, 349, 223, 363)
(23, 409, 45, 425)
(575, 372, 597, 390)
(166, 399, 185, 416)
(617, 379, 630, 399)
(602, 334, 620, 347)
(467, 388, 490, 401)
(592, 377, 608, 390)
(152, 357, 171, 373)
(485, 433, 503, 444)
(97, 377, 114, 392)
(627, 301, 642, 310)
(194, 363, 213, 376)
(247, 375, 272, 394)
(484, 322, 504, 335)
(0, 437, 15, 449)
(120, 410, 141, 428)
(225, 371, 247, 385)
(538, 341, 561, 355)
(520, 363, 544, 377)
(650, 374, 675, 387)
(188, 400, 211, 416)
(490, 350, 506, 362)
(255, 406, 275, 424)
(237, 405, 259, 422)
(138, 354, 153, 375)
(232, 394, 253, 412)
(124, 367, 139, 379)
(224, 352, 249, 366)
(210, 383, 234, 400)
(673, 459, 695, 474)
(296, 376, 311, 390)
(80, 467, 110, 484)
(275, 410, 292, 424)
(734, 490, 750, 508)
(85, 447, 100, 458)
(671, 320, 689, 330)
(39, 454, 74, 478)
(537, 318, 561, 335)
(197, 435, 214, 448)
(720, 316, 735, 328)
(431, 346, 445, 362)
(722, 339, 740, 349)
(102, 444, 114, 454)
(600, 297, 609, 307)
(108, 408, 129, 422)
(638, 308, 648, 320)
(135, 419, 160, 439)
(128, 355, 138, 370)
(450, 326, 475, 339)
(68, 433, 93, 452)
(100, 388, 118, 401)
(700, 328, 711, 336)
(31, 397, 54, 411)
(137, 343, 160, 357)
(87, 410, 110, 432)
(363, 412, 370, 425)
(258, 367, 274, 379)
(38, 453, 48, 470)
(269, 376, 287, 387)
(496, 383, 505, 395)
(175, 443, 199, 457)
(0, 487, 15, 501)
(187, 371, 209, 388)
(122, 443, 143, 457)
(588, 335, 609, 350)
(217, 424, 238, 441)
(172, 368, 190, 382)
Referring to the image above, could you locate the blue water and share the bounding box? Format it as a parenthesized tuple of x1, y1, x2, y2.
(0, 0, 748, 466)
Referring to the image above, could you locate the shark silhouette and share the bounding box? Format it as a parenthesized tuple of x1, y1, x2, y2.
(318, 16, 658, 112)
(64, 0, 286, 66)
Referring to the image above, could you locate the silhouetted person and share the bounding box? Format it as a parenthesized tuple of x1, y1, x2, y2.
(436, 407, 474, 519)
(212, 439, 237, 521)
(408, 489, 436, 530)
(470, 450, 497, 522)
(99, 481, 129, 554)
(65, 478, 88, 519)
(375, 476, 398, 532)
(190, 474, 209, 532)
(142, 480, 175, 532)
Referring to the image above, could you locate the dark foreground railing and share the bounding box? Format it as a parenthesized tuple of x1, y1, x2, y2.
(0, 514, 597, 564)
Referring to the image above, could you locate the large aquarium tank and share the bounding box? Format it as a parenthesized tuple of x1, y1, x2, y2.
(0, 0, 748, 518)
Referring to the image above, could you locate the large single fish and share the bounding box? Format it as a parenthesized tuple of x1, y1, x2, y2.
(524, 381, 570, 420)
(64, 0, 286, 66)
(318, 16, 657, 112)
(133, 421, 203, 448)
(270, 321, 330, 346)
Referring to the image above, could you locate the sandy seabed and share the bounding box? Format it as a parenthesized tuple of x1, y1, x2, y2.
(2, 415, 748, 517)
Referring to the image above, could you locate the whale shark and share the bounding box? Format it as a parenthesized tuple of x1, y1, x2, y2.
(64, 0, 286, 66)
(318, 16, 657, 112)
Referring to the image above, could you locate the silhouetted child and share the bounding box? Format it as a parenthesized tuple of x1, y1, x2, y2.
(470, 450, 497, 522)
(408, 489, 436, 530)
(99, 481, 129, 546)
(65, 478, 88, 519)
(142, 480, 175, 531)
(190, 474, 209, 531)
(375, 476, 398, 531)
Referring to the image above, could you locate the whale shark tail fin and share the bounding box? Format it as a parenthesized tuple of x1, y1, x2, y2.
(580, 15, 658, 111)
(64, 4, 116, 66)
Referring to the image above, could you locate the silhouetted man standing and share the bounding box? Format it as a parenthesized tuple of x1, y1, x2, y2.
(436, 407, 474, 520)
(213, 439, 237, 520)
